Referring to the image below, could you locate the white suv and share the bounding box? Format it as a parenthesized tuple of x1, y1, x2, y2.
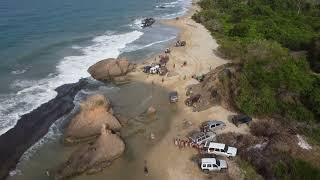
(200, 158, 227, 172)
(207, 142, 237, 157)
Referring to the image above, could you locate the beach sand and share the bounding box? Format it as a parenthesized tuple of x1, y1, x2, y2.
(7, 2, 251, 180)
(125, 2, 250, 179)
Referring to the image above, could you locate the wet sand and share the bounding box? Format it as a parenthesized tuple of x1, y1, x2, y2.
(8, 80, 177, 180)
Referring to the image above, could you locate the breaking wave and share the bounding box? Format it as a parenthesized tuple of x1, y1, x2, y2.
(0, 30, 143, 135)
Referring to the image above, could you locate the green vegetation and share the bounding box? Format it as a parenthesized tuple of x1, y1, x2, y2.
(274, 158, 320, 180)
(193, 0, 320, 178)
(237, 159, 260, 180)
(192, 0, 320, 122)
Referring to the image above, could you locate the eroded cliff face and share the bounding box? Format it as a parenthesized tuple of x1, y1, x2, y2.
(64, 94, 121, 144)
(186, 63, 241, 112)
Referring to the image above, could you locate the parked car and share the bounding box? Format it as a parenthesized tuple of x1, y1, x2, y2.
(231, 114, 252, 127)
(201, 120, 226, 132)
(207, 142, 237, 157)
(149, 65, 160, 74)
(200, 158, 227, 172)
(189, 131, 216, 145)
(143, 65, 151, 73)
(185, 94, 201, 106)
(169, 91, 178, 103)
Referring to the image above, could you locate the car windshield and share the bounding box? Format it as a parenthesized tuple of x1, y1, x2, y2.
(224, 146, 228, 152)
(216, 160, 220, 166)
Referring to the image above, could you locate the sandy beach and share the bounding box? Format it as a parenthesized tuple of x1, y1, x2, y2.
(4, 2, 251, 180)
(126, 1, 250, 179)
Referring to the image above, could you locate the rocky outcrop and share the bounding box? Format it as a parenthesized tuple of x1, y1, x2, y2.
(186, 63, 241, 111)
(64, 94, 121, 144)
(0, 79, 87, 180)
(141, 18, 155, 28)
(87, 58, 135, 82)
(55, 124, 125, 180)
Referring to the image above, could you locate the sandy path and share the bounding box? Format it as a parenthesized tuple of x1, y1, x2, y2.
(129, 2, 250, 180)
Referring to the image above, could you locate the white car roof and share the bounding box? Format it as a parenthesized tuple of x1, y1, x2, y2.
(208, 142, 226, 149)
(201, 158, 216, 164)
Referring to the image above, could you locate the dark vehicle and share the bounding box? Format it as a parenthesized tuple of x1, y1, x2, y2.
(232, 115, 252, 127)
(143, 65, 151, 73)
(169, 91, 178, 103)
(185, 94, 201, 106)
(141, 18, 155, 28)
(175, 40, 186, 47)
(192, 74, 205, 82)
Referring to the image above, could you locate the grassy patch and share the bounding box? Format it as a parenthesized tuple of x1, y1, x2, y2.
(237, 159, 260, 180)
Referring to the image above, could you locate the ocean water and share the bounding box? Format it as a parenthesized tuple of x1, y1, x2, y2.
(0, 0, 191, 135)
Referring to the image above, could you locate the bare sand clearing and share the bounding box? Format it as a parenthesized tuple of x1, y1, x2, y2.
(128, 2, 250, 180)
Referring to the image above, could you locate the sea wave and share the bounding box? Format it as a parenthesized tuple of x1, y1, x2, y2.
(122, 36, 176, 52)
(128, 18, 144, 30)
(11, 69, 27, 75)
(158, 0, 192, 19)
(0, 30, 143, 135)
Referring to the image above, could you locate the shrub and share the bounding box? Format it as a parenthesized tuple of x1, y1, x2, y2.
(274, 158, 320, 180)
(229, 23, 250, 37)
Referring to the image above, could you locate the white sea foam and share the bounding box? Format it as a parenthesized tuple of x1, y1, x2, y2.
(71, 45, 82, 49)
(11, 69, 27, 75)
(0, 30, 143, 135)
(10, 79, 38, 90)
(122, 36, 176, 52)
(129, 18, 144, 30)
(158, 0, 192, 19)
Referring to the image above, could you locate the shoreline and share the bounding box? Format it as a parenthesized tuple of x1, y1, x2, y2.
(0, 79, 88, 180)
(5, 1, 249, 179)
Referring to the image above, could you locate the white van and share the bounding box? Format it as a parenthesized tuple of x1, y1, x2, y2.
(200, 158, 227, 172)
(207, 142, 237, 157)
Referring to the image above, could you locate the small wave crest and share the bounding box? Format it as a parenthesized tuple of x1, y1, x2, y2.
(157, 0, 192, 19)
(11, 69, 27, 75)
(122, 36, 176, 52)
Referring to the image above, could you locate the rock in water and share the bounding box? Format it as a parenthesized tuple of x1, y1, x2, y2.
(55, 125, 125, 179)
(87, 58, 134, 82)
(64, 94, 121, 144)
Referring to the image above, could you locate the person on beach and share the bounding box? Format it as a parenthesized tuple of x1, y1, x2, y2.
(173, 63, 175, 68)
(144, 160, 149, 176)
(45, 169, 50, 177)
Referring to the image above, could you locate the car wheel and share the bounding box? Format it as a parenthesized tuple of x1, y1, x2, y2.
(221, 168, 227, 173)
(203, 169, 209, 174)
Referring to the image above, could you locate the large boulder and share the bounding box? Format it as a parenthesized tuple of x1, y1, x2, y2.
(64, 94, 121, 144)
(55, 125, 125, 179)
(88, 58, 134, 82)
